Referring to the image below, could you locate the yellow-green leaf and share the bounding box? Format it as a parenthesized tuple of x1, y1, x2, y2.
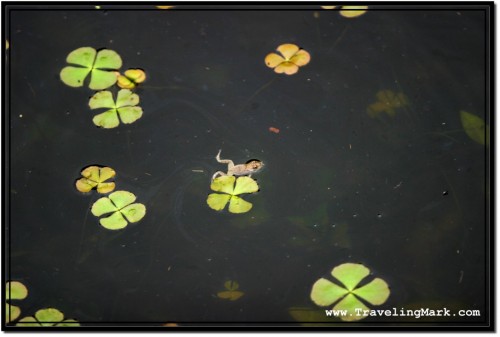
(460, 110, 489, 146)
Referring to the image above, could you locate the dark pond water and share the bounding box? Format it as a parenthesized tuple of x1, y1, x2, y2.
(7, 5, 489, 327)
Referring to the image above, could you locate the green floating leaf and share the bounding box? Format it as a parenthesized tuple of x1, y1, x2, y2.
(89, 89, 143, 129)
(331, 263, 369, 291)
(206, 176, 259, 214)
(60, 47, 122, 90)
(6, 303, 21, 323)
(460, 110, 489, 146)
(16, 308, 80, 327)
(91, 190, 146, 230)
(6, 281, 28, 301)
(352, 278, 390, 305)
(310, 262, 391, 322)
(75, 166, 116, 194)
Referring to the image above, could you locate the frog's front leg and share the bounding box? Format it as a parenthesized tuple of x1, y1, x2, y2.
(216, 149, 235, 171)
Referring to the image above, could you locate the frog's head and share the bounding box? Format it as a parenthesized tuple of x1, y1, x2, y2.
(245, 159, 263, 172)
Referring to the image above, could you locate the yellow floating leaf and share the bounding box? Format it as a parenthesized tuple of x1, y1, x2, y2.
(156, 6, 175, 9)
(265, 43, 311, 75)
(289, 49, 311, 67)
(340, 6, 368, 18)
(265, 53, 285, 68)
(460, 110, 489, 146)
(117, 75, 135, 89)
(274, 62, 299, 75)
(321, 6, 337, 9)
(277, 43, 300, 60)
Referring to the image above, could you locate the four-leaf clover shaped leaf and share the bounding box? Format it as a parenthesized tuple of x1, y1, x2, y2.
(60, 47, 122, 90)
(89, 89, 143, 129)
(75, 166, 116, 194)
(310, 263, 390, 321)
(207, 176, 259, 214)
(91, 190, 146, 230)
(265, 43, 311, 75)
(217, 280, 245, 301)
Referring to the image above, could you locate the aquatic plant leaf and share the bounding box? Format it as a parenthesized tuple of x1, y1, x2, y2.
(89, 91, 115, 109)
(116, 89, 139, 108)
(57, 319, 81, 327)
(98, 167, 116, 181)
(66, 47, 96, 67)
(124, 69, 146, 83)
(35, 308, 64, 326)
(275, 62, 299, 75)
(367, 90, 408, 118)
(339, 6, 368, 18)
(460, 110, 489, 146)
(352, 278, 390, 305)
(265, 43, 310, 75)
(6, 281, 28, 300)
(217, 280, 244, 301)
(100, 211, 128, 230)
(224, 280, 239, 290)
(118, 106, 143, 124)
(89, 69, 119, 90)
(120, 203, 146, 223)
(6, 303, 21, 323)
(60, 47, 121, 89)
(207, 193, 231, 211)
(288, 307, 333, 323)
(277, 43, 300, 59)
(92, 109, 120, 129)
(91, 197, 118, 217)
(109, 190, 136, 209)
(210, 176, 236, 194)
(265, 53, 286, 68)
(310, 278, 348, 307)
(228, 195, 253, 213)
(93, 49, 122, 69)
(16, 316, 38, 326)
(321, 6, 337, 9)
(332, 293, 369, 321)
(217, 290, 244, 301)
(76, 166, 116, 193)
(117, 75, 136, 89)
(89, 89, 143, 128)
(233, 176, 259, 195)
(289, 49, 311, 66)
(59, 66, 92, 88)
(331, 263, 369, 291)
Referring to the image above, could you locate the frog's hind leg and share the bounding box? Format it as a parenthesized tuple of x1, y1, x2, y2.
(215, 149, 234, 170)
(212, 171, 227, 181)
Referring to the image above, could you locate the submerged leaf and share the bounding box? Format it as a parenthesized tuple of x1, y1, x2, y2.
(460, 110, 489, 146)
(217, 280, 244, 301)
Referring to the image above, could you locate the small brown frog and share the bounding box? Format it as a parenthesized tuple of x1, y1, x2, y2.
(212, 149, 263, 180)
